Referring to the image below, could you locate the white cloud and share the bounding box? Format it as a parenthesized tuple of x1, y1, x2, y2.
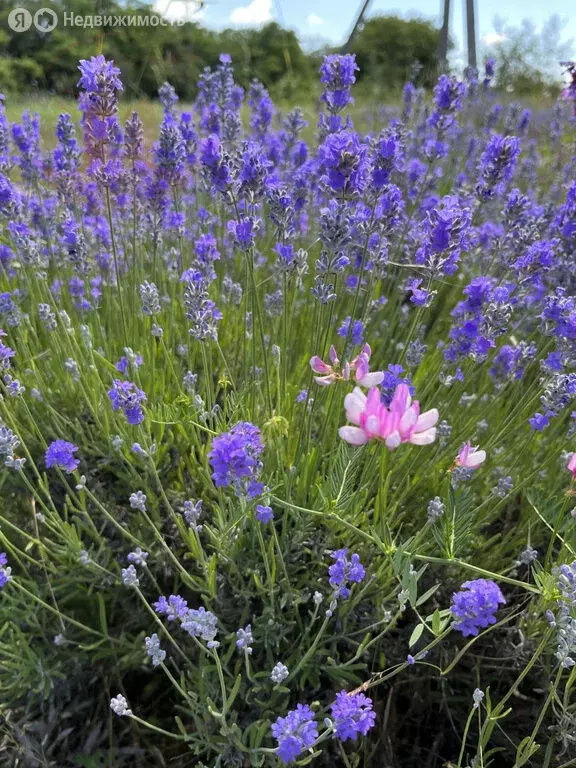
(230, 0, 272, 25)
(307, 13, 325, 26)
(154, 0, 205, 22)
(482, 32, 507, 46)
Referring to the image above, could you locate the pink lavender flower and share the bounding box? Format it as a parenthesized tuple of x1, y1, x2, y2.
(45, 440, 80, 473)
(568, 453, 576, 477)
(455, 441, 486, 470)
(330, 690, 376, 741)
(338, 384, 438, 450)
(310, 343, 383, 388)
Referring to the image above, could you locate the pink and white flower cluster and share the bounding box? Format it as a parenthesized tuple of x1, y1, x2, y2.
(338, 383, 439, 450)
(310, 344, 383, 388)
(454, 441, 486, 470)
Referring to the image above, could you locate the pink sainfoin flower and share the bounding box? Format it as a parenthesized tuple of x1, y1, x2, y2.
(455, 441, 486, 470)
(310, 344, 384, 388)
(567, 453, 576, 477)
(338, 383, 438, 449)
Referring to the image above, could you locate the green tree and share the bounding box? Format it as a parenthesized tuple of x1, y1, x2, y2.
(0, 1, 313, 99)
(484, 15, 572, 96)
(351, 15, 443, 90)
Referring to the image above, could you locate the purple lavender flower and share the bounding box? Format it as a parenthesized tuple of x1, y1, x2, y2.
(320, 54, 358, 115)
(12, 111, 41, 186)
(415, 196, 471, 277)
(77, 55, 123, 100)
(330, 690, 376, 741)
(124, 111, 144, 161)
(0, 333, 15, 370)
(153, 594, 189, 621)
(154, 116, 185, 185)
(272, 704, 318, 764)
(77, 55, 123, 159)
(337, 317, 364, 347)
(54, 113, 81, 198)
(237, 141, 271, 199)
(158, 81, 179, 114)
(0, 551, 11, 589)
(476, 134, 521, 200)
(209, 422, 264, 497)
(45, 440, 80, 473)
(108, 379, 147, 425)
(380, 365, 415, 406)
(434, 75, 466, 112)
(199, 135, 232, 192)
(227, 216, 260, 251)
(236, 624, 253, 653)
(372, 126, 405, 188)
(248, 80, 275, 138)
(451, 579, 506, 636)
(328, 548, 366, 599)
(318, 130, 369, 195)
(183, 271, 222, 341)
(255, 504, 273, 524)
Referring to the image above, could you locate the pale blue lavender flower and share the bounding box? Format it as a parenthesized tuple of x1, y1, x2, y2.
(121, 564, 139, 587)
(236, 624, 253, 654)
(427, 497, 445, 523)
(129, 490, 147, 512)
(473, 689, 484, 709)
(271, 662, 289, 683)
(181, 606, 219, 647)
(145, 633, 166, 667)
(110, 694, 132, 717)
(183, 498, 203, 530)
(127, 548, 148, 566)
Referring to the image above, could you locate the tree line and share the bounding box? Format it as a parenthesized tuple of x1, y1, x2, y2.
(0, 0, 443, 99)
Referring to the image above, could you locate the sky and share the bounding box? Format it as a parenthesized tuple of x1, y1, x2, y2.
(153, 0, 576, 61)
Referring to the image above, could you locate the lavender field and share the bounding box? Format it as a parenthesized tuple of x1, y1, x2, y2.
(1, 53, 576, 767)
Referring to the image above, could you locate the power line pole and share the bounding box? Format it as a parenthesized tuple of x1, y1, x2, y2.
(465, 0, 477, 69)
(439, 0, 451, 72)
(342, 0, 372, 52)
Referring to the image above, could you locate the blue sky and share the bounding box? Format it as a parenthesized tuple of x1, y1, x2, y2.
(154, 0, 575, 60)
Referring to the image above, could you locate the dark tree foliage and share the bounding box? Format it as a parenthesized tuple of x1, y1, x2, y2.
(350, 15, 444, 89)
(0, 0, 314, 98)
